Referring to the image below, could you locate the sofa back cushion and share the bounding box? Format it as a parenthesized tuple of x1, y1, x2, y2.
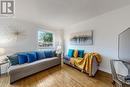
(17, 54, 28, 64)
(68, 49, 74, 57)
(7, 55, 19, 65)
(36, 51, 45, 60)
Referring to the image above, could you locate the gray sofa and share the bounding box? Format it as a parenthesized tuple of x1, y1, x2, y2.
(8, 56, 61, 83)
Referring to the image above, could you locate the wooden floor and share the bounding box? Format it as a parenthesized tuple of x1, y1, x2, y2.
(0, 64, 114, 87)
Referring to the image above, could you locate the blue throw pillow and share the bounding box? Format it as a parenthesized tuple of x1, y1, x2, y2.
(18, 54, 28, 64)
(28, 52, 37, 60)
(50, 51, 53, 57)
(52, 50, 56, 57)
(27, 53, 36, 63)
(36, 51, 45, 60)
(44, 51, 53, 58)
(7, 55, 19, 65)
(68, 49, 74, 57)
(78, 50, 84, 58)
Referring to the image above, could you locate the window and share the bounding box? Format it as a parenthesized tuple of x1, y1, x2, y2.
(38, 31, 53, 48)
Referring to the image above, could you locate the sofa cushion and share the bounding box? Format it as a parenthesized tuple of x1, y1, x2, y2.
(18, 54, 28, 64)
(27, 53, 36, 63)
(78, 50, 84, 58)
(7, 55, 19, 65)
(36, 51, 45, 60)
(68, 49, 74, 57)
(44, 51, 53, 58)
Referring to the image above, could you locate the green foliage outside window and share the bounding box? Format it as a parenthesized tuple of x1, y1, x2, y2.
(38, 31, 53, 47)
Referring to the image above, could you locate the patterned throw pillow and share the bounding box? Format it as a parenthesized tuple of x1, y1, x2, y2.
(7, 55, 19, 65)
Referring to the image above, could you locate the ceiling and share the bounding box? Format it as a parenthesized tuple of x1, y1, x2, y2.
(15, 0, 130, 29)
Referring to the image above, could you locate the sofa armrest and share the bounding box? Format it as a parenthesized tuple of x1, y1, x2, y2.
(89, 56, 99, 76)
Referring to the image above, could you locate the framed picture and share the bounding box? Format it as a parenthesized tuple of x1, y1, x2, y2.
(70, 30, 93, 45)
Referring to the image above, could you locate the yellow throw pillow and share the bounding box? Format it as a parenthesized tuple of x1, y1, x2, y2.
(73, 50, 78, 58)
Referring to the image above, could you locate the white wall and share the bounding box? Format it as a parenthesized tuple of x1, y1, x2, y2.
(64, 5, 130, 73)
(0, 19, 62, 55)
(0, 19, 37, 55)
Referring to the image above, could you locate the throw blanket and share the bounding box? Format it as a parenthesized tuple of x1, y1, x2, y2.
(70, 52, 102, 76)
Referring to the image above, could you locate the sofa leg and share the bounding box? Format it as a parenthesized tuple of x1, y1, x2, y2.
(112, 81, 115, 85)
(81, 70, 84, 72)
